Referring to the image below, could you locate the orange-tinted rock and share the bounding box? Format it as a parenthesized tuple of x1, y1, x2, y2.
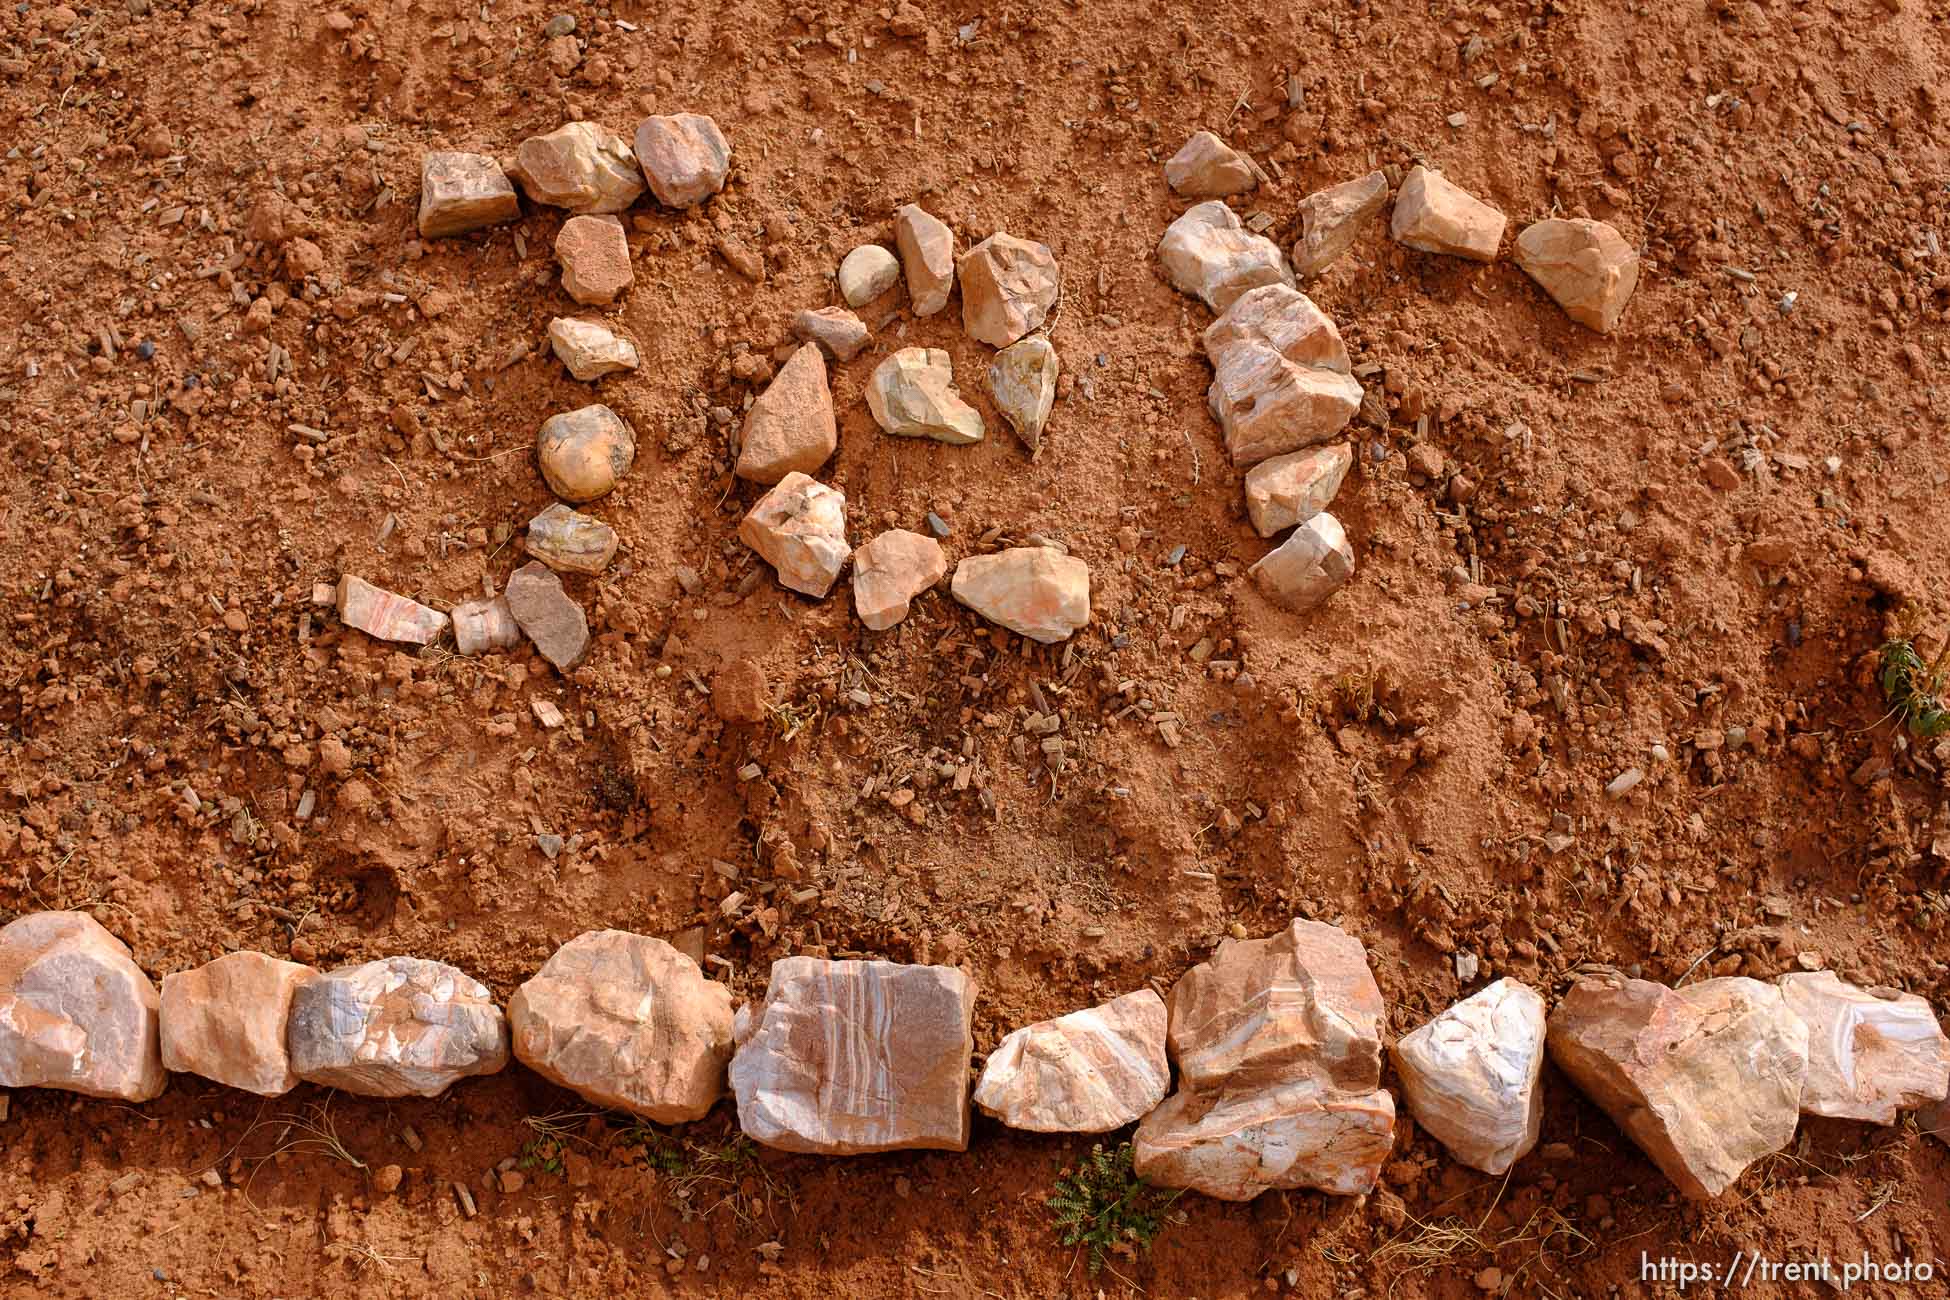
(974, 989, 1168, 1132)
(417, 152, 519, 239)
(1390, 166, 1505, 262)
(1244, 444, 1353, 537)
(161, 951, 317, 1097)
(958, 233, 1059, 348)
(1159, 201, 1291, 312)
(713, 658, 770, 723)
(951, 548, 1089, 643)
(1135, 1080, 1394, 1200)
(508, 121, 644, 214)
(0, 911, 165, 1102)
(791, 307, 870, 362)
(1163, 130, 1257, 199)
(736, 344, 837, 484)
(1203, 284, 1362, 467)
(1292, 171, 1389, 276)
(894, 203, 956, 316)
(555, 214, 632, 306)
(738, 473, 849, 598)
(633, 113, 730, 208)
(525, 503, 617, 575)
(852, 530, 948, 631)
(537, 404, 635, 503)
(1250, 513, 1354, 613)
(1513, 218, 1640, 334)
(1777, 971, 1949, 1124)
(337, 576, 448, 646)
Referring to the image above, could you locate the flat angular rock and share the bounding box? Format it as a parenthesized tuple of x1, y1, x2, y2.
(894, 203, 955, 316)
(1777, 971, 1950, 1124)
(526, 503, 617, 575)
(417, 152, 520, 239)
(974, 989, 1168, 1133)
(337, 576, 448, 646)
(555, 214, 632, 306)
(852, 529, 948, 631)
(1203, 284, 1362, 467)
(0, 911, 165, 1102)
(791, 306, 870, 362)
(838, 244, 901, 307)
(988, 336, 1057, 456)
(867, 347, 984, 445)
(959, 233, 1060, 348)
(1251, 513, 1354, 613)
(287, 956, 509, 1099)
(510, 930, 734, 1123)
(505, 561, 590, 670)
(633, 113, 730, 208)
(1159, 201, 1293, 312)
(951, 548, 1089, 643)
(1203, 282, 1354, 372)
(1546, 973, 1809, 1200)
(1135, 1081, 1395, 1200)
(1168, 918, 1383, 1094)
(548, 317, 639, 381)
(537, 404, 635, 502)
(452, 595, 521, 656)
(1292, 171, 1390, 276)
(1244, 444, 1353, 537)
(1513, 218, 1640, 334)
(729, 957, 976, 1154)
(509, 121, 645, 214)
(738, 473, 848, 598)
(161, 951, 317, 1098)
(1164, 130, 1257, 199)
(1390, 978, 1548, 1175)
(736, 344, 837, 484)
(1391, 166, 1505, 262)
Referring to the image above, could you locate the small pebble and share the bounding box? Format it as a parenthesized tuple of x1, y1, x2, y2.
(925, 511, 951, 538)
(136, 339, 155, 361)
(543, 13, 575, 36)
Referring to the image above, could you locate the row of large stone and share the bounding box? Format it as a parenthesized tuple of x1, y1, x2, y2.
(5, 910, 1943, 1205)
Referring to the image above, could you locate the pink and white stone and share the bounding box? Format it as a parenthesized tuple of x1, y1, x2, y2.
(973, 989, 1168, 1132)
(1134, 1080, 1394, 1200)
(1777, 971, 1949, 1124)
(1390, 978, 1547, 1175)
(0, 911, 165, 1102)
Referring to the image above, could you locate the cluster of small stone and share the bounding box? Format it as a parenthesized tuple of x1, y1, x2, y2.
(5, 911, 1943, 1207)
(1155, 131, 1642, 615)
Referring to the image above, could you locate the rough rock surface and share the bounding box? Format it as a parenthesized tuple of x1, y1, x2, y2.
(286, 956, 509, 1099)
(633, 113, 729, 208)
(1250, 512, 1354, 613)
(1244, 444, 1353, 537)
(838, 244, 901, 306)
(509, 930, 734, 1122)
(161, 951, 316, 1098)
(1513, 218, 1641, 334)
(736, 343, 837, 483)
(1390, 166, 1506, 262)
(1159, 201, 1293, 312)
(537, 404, 635, 502)
(852, 529, 948, 631)
(548, 317, 639, 380)
(958, 233, 1060, 347)
(973, 989, 1168, 1132)
(1777, 971, 1949, 1124)
(1292, 170, 1390, 276)
(417, 152, 519, 239)
(867, 347, 984, 445)
(1390, 978, 1548, 1175)
(337, 575, 448, 645)
(452, 595, 521, 656)
(951, 548, 1089, 643)
(508, 122, 644, 214)
(526, 503, 618, 575)
(791, 306, 870, 361)
(1546, 973, 1809, 1200)
(0, 911, 165, 1102)
(713, 658, 770, 723)
(988, 336, 1057, 456)
(1163, 130, 1257, 199)
(555, 214, 632, 306)
(729, 957, 976, 1154)
(738, 472, 849, 598)
(504, 561, 590, 670)
(1203, 284, 1363, 466)
(894, 203, 955, 315)
(1135, 1081, 1395, 1200)
(1922, 1088, 1950, 1148)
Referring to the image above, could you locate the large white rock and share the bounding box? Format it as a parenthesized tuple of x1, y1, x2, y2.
(735, 343, 837, 484)
(0, 911, 165, 1102)
(730, 957, 975, 1154)
(851, 529, 948, 631)
(951, 548, 1089, 643)
(1159, 201, 1292, 312)
(1203, 284, 1362, 467)
(1547, 973, 1809, 1200)
(510, 930, 734, 1122)
(973, 990, 1169, 1133)
(867, 347, 984, 445)
(286, 956, 509, 1099)
(1163, 131, 1257, 199)
(737, 472, 849, 598)
(1777, 971, 1950, 1124)
(959, 232, 1060, 348)
(161, 951, 316, 1098)
(548, 318, 640, 381)
(1250, 513, 1354, 613)
(508, 121, 645, 214)
(1390, 979, 1547, 1175)
(1134, 1080, 1395, 1200)
(1513, 218, 1640, 334)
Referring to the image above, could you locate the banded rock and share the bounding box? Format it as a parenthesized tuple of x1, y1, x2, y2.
(1203, 284, 1362, 467)
(1250, 513, 1354, 613)
(894, 203, 955, 316)
(959, 233, 1060, 348)
(1391, 167, 1505, 262)
(452, 594, 521, 656)
(1292, 170, 1389, 277)
(951, 547, 1089, 644)
(161, 951, 317, 1098)
(287, 956, 509, 1099)
(851, 529, 948, 631)
(0, 911, 165, 1102)
(633, 113, 729, 208)
(417, 152, 519, 239)
(337, 576, 447, 646)
(736, 343, 837, 484)
(730, 957, 976, 1154)
(1135, 1080, 1395, 1200)
(1777, 971, 1949, 1124)
(509, 122, 644, 214)
(526, 503, 617, 575)
(867, 347, 984, 445)
(1546, 974, 1809, 1200)
(1159, 201, 1292, 313)
(1164, 130, 1257, 199)
(1513, 218, 1640, 334)
(1244, 444, 1353, 537)
(1390, 978, 1547, 1175)
(738, 473, 849, 598)
(973, 989, 1168, 1133)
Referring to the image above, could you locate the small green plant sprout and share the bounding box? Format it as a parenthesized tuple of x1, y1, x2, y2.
(1045, 1141, 1182, 1277)
(517, 1110, 600, 1177)
(1878, 621, 1950, 739)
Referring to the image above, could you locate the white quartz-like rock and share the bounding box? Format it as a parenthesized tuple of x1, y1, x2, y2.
(1390, 979, 1547, 1175)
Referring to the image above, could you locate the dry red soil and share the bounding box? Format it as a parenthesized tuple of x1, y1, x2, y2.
(3, 0, 1950, 1296)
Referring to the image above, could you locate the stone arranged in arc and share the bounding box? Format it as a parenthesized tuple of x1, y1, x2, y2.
(452, 594, 522, 656)
(867, 347, 984, 445)
(736, 343, 837, 484)
(1164, 130, 1257, 199)
(526, 504, 618, 575)
(1203, 283, 1363, 468)
(1513, 217, 1640, 334)
(161, 951, 316, 1098)
(555, 214, 632, 306)
(838, 244, 901, 306)
(988, 336, 1058, 457)
(851, 529, 948, 631)
(1391, 978, 1547, 1175)
(1391, 166, 1505, 262)
(508, 122, 644, 214)
(1159, 201, 1292, 312)
(739, 473, 849, 598)
(548, 318, 639, 380)
(729, 957, 976, 1154)
(951, 547, 1090, 643)
(286, 956, 510, 1099)
(1778, 970, 1949, 1124)
(1135, 1078, 1395, 1201)
(633, 113, 730, 208)
(959, 233, 1060, 348)
(974, 989, 1169, 1133)
(1244, 444, 1352, 538)
(510, 930, 734, 1123)
(336, 575, 448, 646)
(417, 152, 519, 239)
(894, 203, 956, 316)
(537, 404, 635, 503)
(1292, 170, 1389, 277)
(791, 306, 870, 361)
(505, 561, 590, 671)
(1250, 512, 1354, 613)
(0, 911, 165, 1102)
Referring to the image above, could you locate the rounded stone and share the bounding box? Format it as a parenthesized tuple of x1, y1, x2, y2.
(537, 404, 636, 503)
(838, 244, 901, 307)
